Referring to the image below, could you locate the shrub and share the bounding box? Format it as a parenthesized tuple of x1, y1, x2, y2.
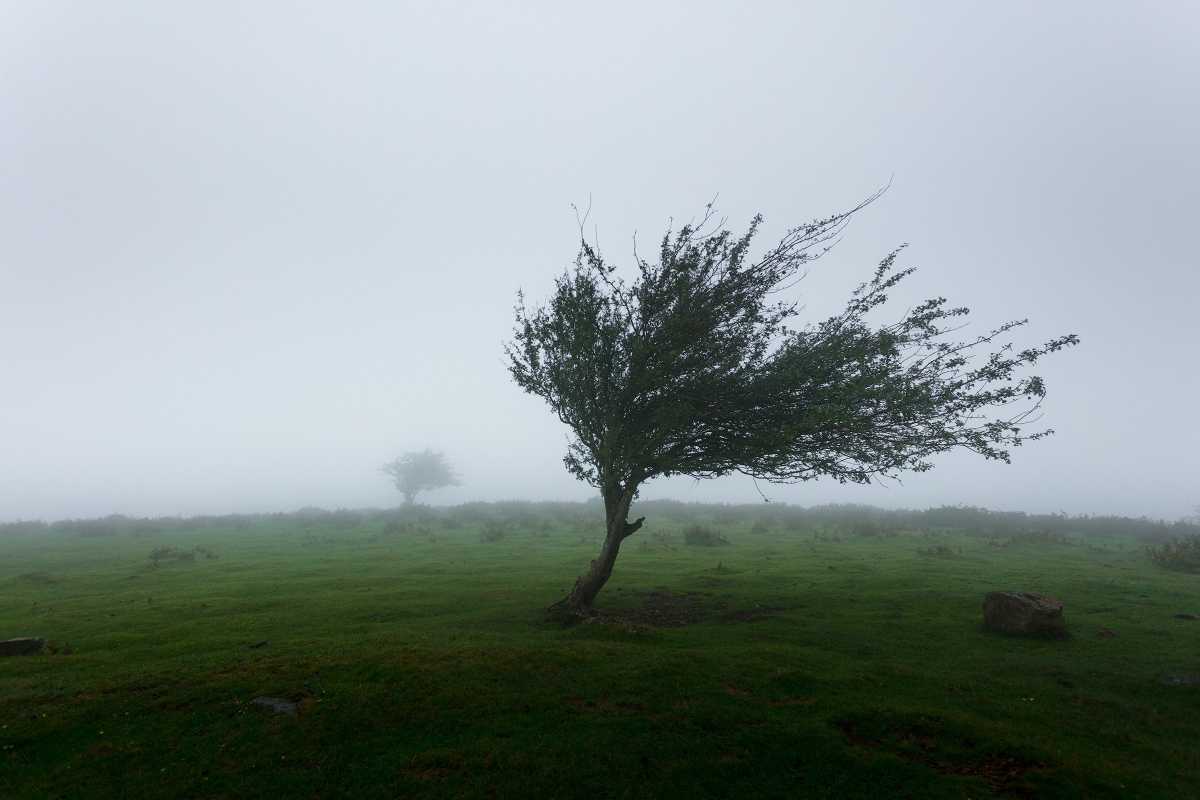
(848, 519, 884, 537)
(1006, 530, 1073, 546)
(149, 546, 195, 566)
(480, 523, 509, 543)
(0, 520, 48, 536)
(1146, 537, 1200, 573)
(383, 521, 430, 537)
(148, 545, 216, 565)
(683, 525, 729, 547)
(917, 543, 959, 558)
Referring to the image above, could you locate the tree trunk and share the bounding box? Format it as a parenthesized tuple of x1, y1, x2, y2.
(547, 484, 644, 622)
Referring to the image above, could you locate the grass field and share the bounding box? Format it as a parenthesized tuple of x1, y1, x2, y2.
(2, 505, 1198, 798)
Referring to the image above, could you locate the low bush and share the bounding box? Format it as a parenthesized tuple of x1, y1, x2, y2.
(1006, 530, 1074, 546)
(847, 519, 885, 537)
(683, 525, 729, 547)
(149, 546, 195, 566)
(383, 521, 430, 537)
(1146, 537, 1200, 573)
(148, 545, 217, 566)
(480, 523, 509, 543)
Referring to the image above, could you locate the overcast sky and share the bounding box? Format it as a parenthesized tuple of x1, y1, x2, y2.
(2, 2, 1198, 522)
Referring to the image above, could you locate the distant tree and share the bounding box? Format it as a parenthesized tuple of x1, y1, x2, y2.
(381, 449, 458, 506)
(507, 195, 1078, 619)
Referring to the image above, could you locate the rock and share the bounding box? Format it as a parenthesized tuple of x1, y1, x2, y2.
(0, 638, 45, 657)
(1097, 628, 1116, 639)
(251, 696, 299, 716)
(1174, 613, 1198, 621)
(982, 592, 1067, 638)
(1161, 674, 1200, 686)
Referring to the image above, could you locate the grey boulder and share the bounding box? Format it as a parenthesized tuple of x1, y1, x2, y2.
(0, 638, 45, 657)
(983, 592, 1067, 638)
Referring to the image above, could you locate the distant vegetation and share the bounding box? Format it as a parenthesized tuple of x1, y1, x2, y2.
(1146, 536, 1200, 573)
(682, 525, 729, 547)
(380, 449, 459, 506)
(4, 501, 1198, 547)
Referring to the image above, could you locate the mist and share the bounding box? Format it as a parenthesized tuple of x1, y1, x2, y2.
(3, 1, 1198, 522)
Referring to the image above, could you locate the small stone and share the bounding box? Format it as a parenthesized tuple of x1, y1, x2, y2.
(1097, 628, 1116, 639)
(0, 638, 45, 657)
(982, 592, 1067, 638)
(248, 640, 270, 649)
(1161, 674, 1200, 686)
(251, 696, 299, 716)
(1174, 613, 1198, 621)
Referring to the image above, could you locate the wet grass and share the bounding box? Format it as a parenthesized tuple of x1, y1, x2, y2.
(1, 513, 1198, 798)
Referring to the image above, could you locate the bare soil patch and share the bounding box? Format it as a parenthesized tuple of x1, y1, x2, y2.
(722, 604, 787, 623)
(591, 590, 790, 628)
(565, 695, 648, 714)
(594, 589, 723, 627)
(768, 696, 816, 708)
(835, 712, 1047, 797)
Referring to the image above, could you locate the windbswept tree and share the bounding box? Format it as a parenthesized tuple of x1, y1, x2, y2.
(506, 195, 1078, 620)
(381, 449, 459, 506)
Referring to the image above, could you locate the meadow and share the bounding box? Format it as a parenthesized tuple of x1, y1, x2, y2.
(1, 503, 1198, 799)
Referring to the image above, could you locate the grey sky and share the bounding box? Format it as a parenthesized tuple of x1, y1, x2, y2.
(2, 2, 1197, 521)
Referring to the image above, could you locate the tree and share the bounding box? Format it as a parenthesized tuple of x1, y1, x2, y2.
(381, 449, 459, 506)
(506, 195, 1078, 619)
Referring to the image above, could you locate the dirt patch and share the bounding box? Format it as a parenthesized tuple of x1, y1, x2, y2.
(768, 696, 816, 708)
(248, 695, 317, 717)
(835, 712, 1046, 796)
(722, 604, 787, 623)
(565, 695, 648, 714)
(594, 589, 723, 627)
(591, 592, 788, 627)
(401, 749, 466, 781)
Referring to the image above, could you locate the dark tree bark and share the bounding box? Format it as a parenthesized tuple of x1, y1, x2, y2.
(548, 483, 644, 620)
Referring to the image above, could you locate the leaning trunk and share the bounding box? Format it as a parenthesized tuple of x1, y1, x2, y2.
(548, 485, 644, 622)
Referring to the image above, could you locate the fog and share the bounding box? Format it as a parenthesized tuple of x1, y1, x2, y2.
(2, 2, 1197, 522)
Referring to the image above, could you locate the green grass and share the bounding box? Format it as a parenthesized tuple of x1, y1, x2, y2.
(2, 511, 1198, 798)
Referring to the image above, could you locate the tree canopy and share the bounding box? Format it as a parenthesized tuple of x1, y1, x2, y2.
(507, 196, 1078, 616)
(381, 449, 459, 506)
